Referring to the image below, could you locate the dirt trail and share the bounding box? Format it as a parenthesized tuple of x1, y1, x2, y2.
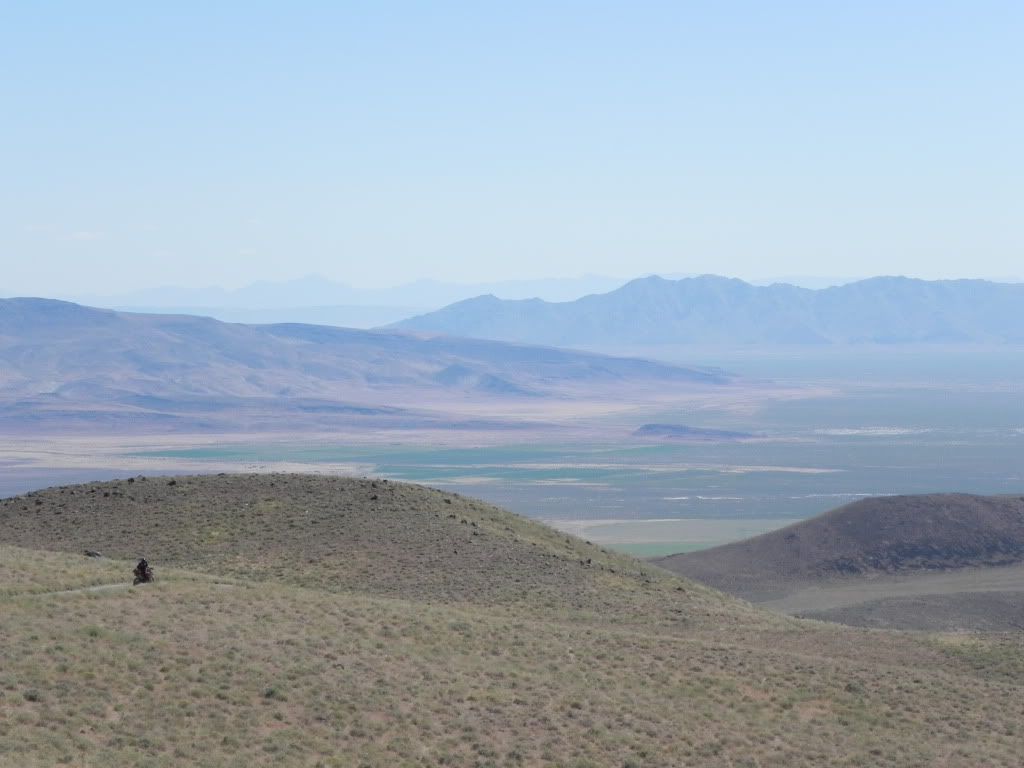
(2, 582, 134, 599)
(7, 581, 237, 599)
(49, 583, 136, 596)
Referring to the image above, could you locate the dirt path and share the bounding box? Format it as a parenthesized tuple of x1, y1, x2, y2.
(4, 582, 135, 598)
(49, 583, 136, 596)
(8, 580, 237, 600)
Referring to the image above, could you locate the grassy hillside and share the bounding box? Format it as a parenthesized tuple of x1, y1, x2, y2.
(0, 474, 743, 626)
(2, 477, 1024, 766)
(654, 494, 1024, 601)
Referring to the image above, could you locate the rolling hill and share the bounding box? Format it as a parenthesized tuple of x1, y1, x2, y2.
(2, 475, 1024, 766)
(0, 298, 725, 433)
(654, 493, 1024, 629)
(0, 474, 722, 620)
(392, 274, 1024, 346)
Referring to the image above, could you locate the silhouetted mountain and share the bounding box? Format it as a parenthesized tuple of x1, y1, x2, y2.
(393, 275, 1024, 345)
(0, 298, 724, 432)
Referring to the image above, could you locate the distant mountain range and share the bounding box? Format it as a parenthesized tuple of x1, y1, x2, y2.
(68, 272, 626, 317)
(0, 298, 724, 432)
(393, 275, 1024, 346)
(62, 273, 896, 330)
(67, 274, 631, 328)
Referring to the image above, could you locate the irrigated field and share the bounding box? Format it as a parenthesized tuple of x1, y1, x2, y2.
(2, 346, 1022, 562)
(1, 475, 1024, 767)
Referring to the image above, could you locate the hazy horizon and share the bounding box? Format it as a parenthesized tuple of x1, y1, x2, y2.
(4, 6, 1024, 764)
(4, 3, 1022, 296)
(8, 271, 1024, 310)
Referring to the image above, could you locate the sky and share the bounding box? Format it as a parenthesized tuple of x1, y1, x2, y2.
(2, 1, 1022, 296)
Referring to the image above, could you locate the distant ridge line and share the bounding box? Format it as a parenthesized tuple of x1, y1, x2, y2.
(392, 274, 1024, 346)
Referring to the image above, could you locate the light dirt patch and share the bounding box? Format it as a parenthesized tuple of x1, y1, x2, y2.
(762, 563, 1024, 615)
(548, 518, 801, 547)
(797, 699, 833, 722)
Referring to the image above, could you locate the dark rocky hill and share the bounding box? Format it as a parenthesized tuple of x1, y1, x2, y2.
(654, 493, 1024, 600)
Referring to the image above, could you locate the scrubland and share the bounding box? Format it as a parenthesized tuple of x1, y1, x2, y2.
(1, 476, 1023, 767)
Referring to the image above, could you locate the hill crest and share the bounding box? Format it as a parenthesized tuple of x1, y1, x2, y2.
(654, 493, 1024, 600)
(0, 473, 738, 623)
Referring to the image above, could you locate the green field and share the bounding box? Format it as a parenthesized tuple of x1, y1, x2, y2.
(611, 541, 720, 557)
(136, 390, 1024, 530)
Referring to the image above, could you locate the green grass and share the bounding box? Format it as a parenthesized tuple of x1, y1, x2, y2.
(611, 541, 722, 557)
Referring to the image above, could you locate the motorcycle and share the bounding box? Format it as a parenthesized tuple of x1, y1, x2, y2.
(133, 562, 154, 585)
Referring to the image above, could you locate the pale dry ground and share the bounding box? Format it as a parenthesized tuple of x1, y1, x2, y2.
(0, 375, 820, 478)
(350, 380, 822, 422)
(762, 565, 1024, 631)
(549, 518, 802, 547)
(762, 562, 1024, 615)
(0, 433, 375, 478)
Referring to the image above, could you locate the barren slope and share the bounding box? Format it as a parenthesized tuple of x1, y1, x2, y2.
(654, 494, 1024, 601)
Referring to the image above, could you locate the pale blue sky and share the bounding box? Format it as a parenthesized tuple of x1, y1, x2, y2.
(2, 1, 1021, 295)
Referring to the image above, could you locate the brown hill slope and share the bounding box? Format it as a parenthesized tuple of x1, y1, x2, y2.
(5, 543, 1024, 767)
(5, 481, 1024, 765)
(654, 494, 1024, 601)
(0, 473, 743, 626)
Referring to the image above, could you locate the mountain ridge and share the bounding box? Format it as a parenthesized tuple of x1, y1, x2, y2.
(0, 297, 725, 432)
(393, 274, 1024, 345)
